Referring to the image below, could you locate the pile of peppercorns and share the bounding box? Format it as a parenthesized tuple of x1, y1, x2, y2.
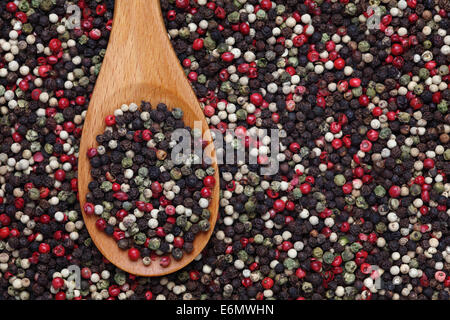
(84, 101, 215, 266)
(0, 0, 448, 300)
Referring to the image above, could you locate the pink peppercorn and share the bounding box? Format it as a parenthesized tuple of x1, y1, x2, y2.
(221, 52, 234, 62)
(160, 256, 171, 267)
(423, 158, 435, 169)
(52, 277, 64, 290)
(83, 203, 95, 215)
(435, 271, 446, 282)
(389, 185, 401, 198)
(192, 38, 204, 50)
(128, 248, 140, 261)
(334, 58, 345, 69)
(175, 0, 189, 9)
(360, 140, 372, 152)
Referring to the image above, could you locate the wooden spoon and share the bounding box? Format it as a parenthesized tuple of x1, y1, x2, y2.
(78, 0, 219, 277)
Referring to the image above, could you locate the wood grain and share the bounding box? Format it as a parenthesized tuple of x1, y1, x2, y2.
(78, 0, 219, 277)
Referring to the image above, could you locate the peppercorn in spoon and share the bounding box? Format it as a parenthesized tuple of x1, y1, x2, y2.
(78, 0, 219, 277)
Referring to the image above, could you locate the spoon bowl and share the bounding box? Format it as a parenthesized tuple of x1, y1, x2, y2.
(78, 0, 219, 277)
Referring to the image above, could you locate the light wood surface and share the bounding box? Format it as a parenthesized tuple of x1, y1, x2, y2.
(78, 0, 219, 277)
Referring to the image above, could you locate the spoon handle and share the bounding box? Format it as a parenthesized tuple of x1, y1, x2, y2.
(102, 0, 193, 94)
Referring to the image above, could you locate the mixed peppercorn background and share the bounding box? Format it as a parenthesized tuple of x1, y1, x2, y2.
(0, 0, 448, 300)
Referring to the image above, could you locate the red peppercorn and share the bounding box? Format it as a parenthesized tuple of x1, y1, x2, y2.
(15, 11, 27, 23)
(160, 256, 171, 267)
(250, 93, 263, 106)
(366, 129, 379, 141)
(55, 292, 66, 300)
(200, 187, 212, 198)
(18, 79, 29, 91)
(331, 138, 343, 149)
(108, 285, 120, 297)
(310, 260, 322, 272)
(215, 7, 225, 19)
(54, 169, 66, 181)
(360, 140, 372, 152)
(0, 227, 10, 239)
(58, 98, 69, 109)
(293, 34, 307, 47)
(414, 176, 425, 185)
(349, 78, 361, 87)
(342, 183, 353, 194)
(422, 190, 430, 202)
(289, 142, 300, 153)
(330, 122, 341, 133)
(239, 22, 250, 35)
(410, 97, 423, 110)
(299, 183, 311, 195)
(165, 205, 176, 216)
(156, 227, 166, 238)
(76, 96, 86, 105)
(113, 191, 128, 201)
(96, 4, 107, 15)
(89, 28, 102, 40)
(391, 43, 403, 56)
(128, 248, 140, 261)
(316, 96, 326, 108)
(49, 38, 62, 52)
(386, 111, 396, 121)
(105, 115, 116, 126)
(192, 38, 204, 50)
(218, 68, 229, 81)
(332, 255, 343, 267)
(388, 185, 401, 198)
(281, 241, 293, 251)
(38, 65, 51, 78)
(111, 183, 121, 192)
(5, 2, 17, 12)
(189, 270, 200, 281)
(307, 51, 319, 62)
(95, 218, 107, 231)
(295, 268, 306, 279)
(407, 0, 417, 8)
(81, 268, 92, 279)
(203, 175, 215, 188)
(340, 222, 350, 233)
(271, 112, 280, 123)
(334, 58, 345, 70)
(285, 201, 295, 212)
(241, 278, 252, 288)
(52, 244, 65, 257)
(423, 158, 435, 169)
(342, 135, 351, 148)
(273, 199, 285, 212)
(260, 0, 272, 10)
(83, 203, 95, 215)
(221, 52, 234, 62)
(358, 94, 369, 106)
(175, 0, 189, 9)
(372, 106, 382, 117)
(173, 236, 184, 248)
(145, 291, 153, 300)
(261, 277, 274, 289)
(39, 243, 51, 254)
(0, 214, 10, 226)
(150, 181, 162, 194)
(12, 132, 22, 142)
(188, 71, 198, 82)
(52, 277, 64, 290)
(113, 231, 125, 242)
